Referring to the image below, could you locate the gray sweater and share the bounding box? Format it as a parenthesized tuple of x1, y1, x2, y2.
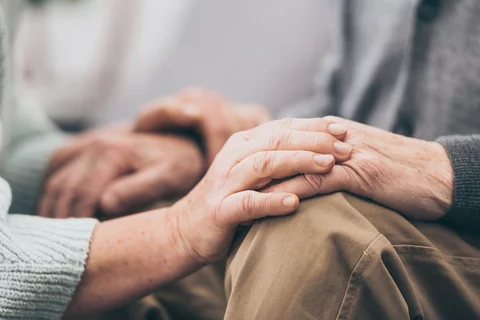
(281, 0, 480, 229)
(0, 2, 98, 319)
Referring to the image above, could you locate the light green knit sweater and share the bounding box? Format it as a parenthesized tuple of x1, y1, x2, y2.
(0, 2, 98, 319)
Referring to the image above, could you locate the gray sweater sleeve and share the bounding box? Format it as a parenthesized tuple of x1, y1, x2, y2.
(0, 0, 68, 215)
(0, 179, 98, 320)
(0, 96, 68, 215)
(437, 135, 480, 229)
(0, 5, 99, 319)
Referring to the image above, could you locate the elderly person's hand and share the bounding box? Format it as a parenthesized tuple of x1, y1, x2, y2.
(40, 130, 204, 218)
(134, 88, 270, 164)
(168, 117, 353, 263)
(64, 117, 352, 314)
(265, 117, 454, 221)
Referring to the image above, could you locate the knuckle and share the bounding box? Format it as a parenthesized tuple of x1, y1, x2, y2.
(222, 132, 248, 155)
(267, 130, 289, 149)
(92, 135, 128, 152)
(90, 135, 111, 148)
(102, 191, 121, 211)
(315, 132, 333, 145)
(312, 117, 327, 126)
(291, 150, 304, 165)
(104, 148, 130, 168)
(75, 185, 97, 201)
(226, 131, 244, 145)
(302, 174, 324, 191)
(252, 152, 272, 177)
(44, 178, 61, 195)
(260, 196, 273, 212)
(280, 117, 294, 129)
(240, 192, 254, 214)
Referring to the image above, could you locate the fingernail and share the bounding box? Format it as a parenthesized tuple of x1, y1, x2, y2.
(282, 196, 297, 208)
(314, 154, 334, 166)
(328, 123, 347, 136)
(334, 142, 353, 154)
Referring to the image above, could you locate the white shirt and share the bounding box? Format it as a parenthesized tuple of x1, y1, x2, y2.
(14, 0, 332, 126)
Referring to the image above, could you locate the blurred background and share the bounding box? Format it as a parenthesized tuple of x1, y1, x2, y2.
(12, 0, 332, 131)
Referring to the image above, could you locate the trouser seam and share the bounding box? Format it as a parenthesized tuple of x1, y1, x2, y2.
(335, 233, 386, 320)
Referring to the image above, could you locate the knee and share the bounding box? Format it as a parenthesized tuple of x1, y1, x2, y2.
(227, 192, 381, 280)
(224, 193, 385, 317)
(254, 192, 380, 253)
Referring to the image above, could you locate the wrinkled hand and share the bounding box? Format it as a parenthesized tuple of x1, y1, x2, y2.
(134, 88, 270, 163)
(265, 117, 454, 221)
(40, 131, 204, 218)
(169, 118, 353, 264)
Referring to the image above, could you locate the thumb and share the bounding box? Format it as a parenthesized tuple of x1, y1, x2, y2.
(220, 191, 299, 226)
(135, 99, 203, 132)
(100, 167, 170, 215)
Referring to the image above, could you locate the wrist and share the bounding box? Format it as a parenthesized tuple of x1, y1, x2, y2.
(428, 142, 454, 218)
(69, 208, 203, 314)
(162, 204, 206, 269)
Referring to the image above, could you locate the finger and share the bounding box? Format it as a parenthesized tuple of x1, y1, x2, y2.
(39, 178, 61, 218)
(193, 99, 233, 164)
(40, 158, 89, 218)
(220, 191, 299, 226)
(71, 152, 132, 218)
(225, 129, 352, 164)
(134, 99, 203, 132)
(262, 166, 351, 199)
(100, 167, 171, 215)
(179, 90, 241, 163)
(228, 151, 335, 191)
(254, 118, 347, 140)
(55, 156, 98, 218)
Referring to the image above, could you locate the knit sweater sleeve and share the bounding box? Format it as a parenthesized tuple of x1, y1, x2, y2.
(0, 178, 98, 320)
(0, 98, 68, 215)
(436, 135, 480, 229)
(0, 0, 68, 215)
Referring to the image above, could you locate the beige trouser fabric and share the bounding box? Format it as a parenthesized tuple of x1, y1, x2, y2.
(83, 193, 480, 320)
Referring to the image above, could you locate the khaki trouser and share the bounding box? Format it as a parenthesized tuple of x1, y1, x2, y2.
(85, 193, 480, 320)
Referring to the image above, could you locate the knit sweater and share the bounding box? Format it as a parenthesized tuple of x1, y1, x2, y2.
(0, 2, 98, 319)
(280, 0, 480, 229)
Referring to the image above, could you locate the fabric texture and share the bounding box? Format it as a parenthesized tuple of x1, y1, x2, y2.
(0, 2, 98, 319)
(224, 193, 480, 320)
(437, 135, 480, 228)
(87, 193, 480, 320)
(83, 264, 226, 320)
(279, 0, 480, 229)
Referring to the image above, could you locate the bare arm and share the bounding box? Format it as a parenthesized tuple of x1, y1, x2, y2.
(65, 208, 199, 316)
(66, 118, 351, 316)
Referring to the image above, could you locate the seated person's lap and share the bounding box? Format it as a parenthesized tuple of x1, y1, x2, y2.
(90, 193, 480, 320)
(225, 192, 480, 320)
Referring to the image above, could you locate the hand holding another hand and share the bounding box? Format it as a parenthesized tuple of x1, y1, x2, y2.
(134, 88, 270, 163)
(169, 118, 352, 264)
(41, 131, 204, 218)
(265, 117, 454, 221)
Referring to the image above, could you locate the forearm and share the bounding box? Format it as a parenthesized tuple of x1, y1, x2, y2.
(66, 207, 201, 316)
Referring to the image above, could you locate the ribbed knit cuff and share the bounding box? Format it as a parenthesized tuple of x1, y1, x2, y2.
(2, 132, 68, 215)
(0, 215, 98, 319)
(437, 135, 480, 230)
